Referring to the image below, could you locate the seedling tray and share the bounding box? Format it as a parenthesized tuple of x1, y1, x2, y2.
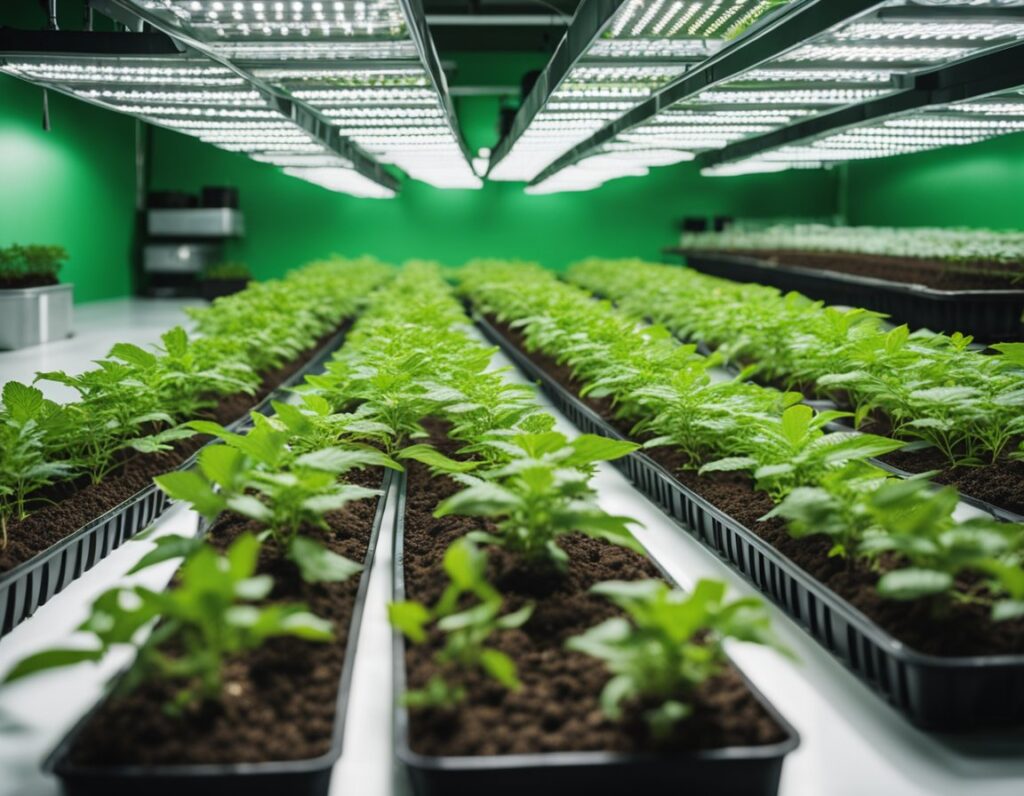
(670, 251, 1024, 342)
(43, 468, 395, 796)
(476, 312, 1024, 732)
(0, 327, 348, 639)
(391, 472, 799, 796)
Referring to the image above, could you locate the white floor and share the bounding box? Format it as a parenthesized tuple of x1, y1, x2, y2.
(1, 300, 1023, 796)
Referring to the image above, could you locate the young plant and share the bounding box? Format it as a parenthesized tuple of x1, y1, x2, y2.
(0, 382, 75, 547)
(3, 533, 333, 713)
(566, 579, 785, 739)
(855, 479, 1024, 620)
(432, 432, 642, 570)
(389, 538, 533, 708)
(155, 417, 395, 583)
(699, 404, 904, 501)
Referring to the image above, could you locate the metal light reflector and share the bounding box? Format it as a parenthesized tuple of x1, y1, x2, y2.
(488, 0, 784, 183)
(0, 51, 396, 197)
(283, 166, 398, 197)
(523, 0, 1024, 193)
(703, 89, 1024, 174)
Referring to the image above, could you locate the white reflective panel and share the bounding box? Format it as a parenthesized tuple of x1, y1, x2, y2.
(283, 165, 398, 197)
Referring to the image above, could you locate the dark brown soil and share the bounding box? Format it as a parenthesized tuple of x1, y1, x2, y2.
(0, 274, 60, 290)
(0, 323, 348, 573)
(484, 315, 1024, 657)
(402, 423, 784, 757)
(681, 248, 1024, 291)
(67, 468, 382, 767)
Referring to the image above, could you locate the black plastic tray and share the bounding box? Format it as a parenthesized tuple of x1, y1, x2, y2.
(391, 471, 799, 796)
(475, 312, 1024, 733)
(0, 327, 348, 640)
(672, 250, 1024, 342)
(43, 467, 395, 796)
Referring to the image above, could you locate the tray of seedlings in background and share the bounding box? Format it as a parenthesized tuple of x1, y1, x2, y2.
(0, 260, 388, 638)
(672, 251, 1024, 342)
(474, 311, 1024, 733)
(391, 447, 799, 796)
(3, 422, 398, 796)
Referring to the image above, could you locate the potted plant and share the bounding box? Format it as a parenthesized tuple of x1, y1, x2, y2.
(0, 244, 73, 350)
(199, 261, 252, 301)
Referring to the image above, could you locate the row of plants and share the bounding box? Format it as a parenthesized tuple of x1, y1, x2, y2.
(678, 224, 1024, 270)
(2, 262, 796, 792)
(307, 262, 791, 752)
(458, 261, 1024, 655)
(0, 257, 390, 576)
(567, 257, 1024, 516)
(4, 374, 398, 770)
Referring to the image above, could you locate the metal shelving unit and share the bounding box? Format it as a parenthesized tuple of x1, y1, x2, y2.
(513, 0, 1024, 193)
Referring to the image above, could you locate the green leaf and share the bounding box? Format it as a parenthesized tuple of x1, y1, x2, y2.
(226, 494, 272, 523)
(288, 536, 363, 583)
(434, 482, 519, 518)
(3, 648, 104, 683)
(479, 648, 521, 689)
(108, 342, 158, 369)
(1, 381, 44, 423)
(295, 446, 398, 474)
(993, 600, 1024, 623)
(153, 471, 226, 519)
(128, 534, 203, 574)
(698, 456, 757, 475)
(388, 600, 432, 643)
(781, 404, 813, 447)
(564, 435, 639, 468)
(397, 444, 478, 473)
(876, 568, 953, 601)
(161, 326, 189, 358)
(198, 444, 245, 488)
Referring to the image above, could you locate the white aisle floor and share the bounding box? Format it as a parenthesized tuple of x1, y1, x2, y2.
(0, 299, 1022, 796)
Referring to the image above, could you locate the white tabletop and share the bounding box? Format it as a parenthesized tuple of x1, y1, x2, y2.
(1, 299, 1022, 796)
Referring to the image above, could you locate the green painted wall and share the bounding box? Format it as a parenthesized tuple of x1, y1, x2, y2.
(844, 132, 1024, 230)
(149, 120, 840, 277)
(0, 2, 137, 303)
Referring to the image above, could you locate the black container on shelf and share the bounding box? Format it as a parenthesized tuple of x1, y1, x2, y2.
(0, 327, 347, 639)
(200, 186, 239, 208)
(672, 251, 1024, 342)
(44, 467, 394, 796)
(474, 312, 1024, 733)
(391, 473, 799, 796)
(199, 278, 250, 302)
(679, 217, 709, 232)
(147, 191, 197, 209)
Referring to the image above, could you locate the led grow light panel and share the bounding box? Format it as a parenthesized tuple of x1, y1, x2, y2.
(489, 0, 791, 183)
(526, 0, 1024, 192)
(137, 0, 408, 42)
(703, 88, 1024, 174)
(0, 53, 399, 197)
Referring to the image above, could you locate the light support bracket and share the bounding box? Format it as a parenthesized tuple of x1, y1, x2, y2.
(697, 38, 1024, 170)
(528, 0, 883, 186)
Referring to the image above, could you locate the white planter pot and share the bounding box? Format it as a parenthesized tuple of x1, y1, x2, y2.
(0, 283, 74, 350)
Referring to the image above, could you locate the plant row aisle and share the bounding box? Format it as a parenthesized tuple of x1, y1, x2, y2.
(458, 260, 1024, 731)
(0, 261, 804, 796)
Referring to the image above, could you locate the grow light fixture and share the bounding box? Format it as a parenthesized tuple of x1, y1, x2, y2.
(488, 0, 783, 184)
(523, 0, 1024, 193)
(283, 165, 398, 197)
(0, 47, 399, 198)
(117, 0, 480, 189)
